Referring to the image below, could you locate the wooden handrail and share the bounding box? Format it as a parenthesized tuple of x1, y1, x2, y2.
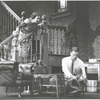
(0, 35, 13, 45)
(18, 27, 39, 44)
(1, 1, 20, 22)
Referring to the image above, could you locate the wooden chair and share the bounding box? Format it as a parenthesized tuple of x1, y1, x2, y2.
(55, 74, 66, 98)
(34, 73, 66, 98)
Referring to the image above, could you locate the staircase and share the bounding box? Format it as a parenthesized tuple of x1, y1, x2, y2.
(0, 1, 45, 64)
(0, 1, 20, 61)
(0, 1, 20, 37)
(0, 1, 74, 65)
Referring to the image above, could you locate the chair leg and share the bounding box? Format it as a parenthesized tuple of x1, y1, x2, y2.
(55, 75, 59, 98)
(18, 86, 21, 98)
(56, 87, 59, 98)
(5, 87, 8, 95)
(82, 86, 85, 95)
(30, 84, 33, 96)
(38, 77, 42, 95)
(18, 93, 21, 98)
(64, 86, 67, 97)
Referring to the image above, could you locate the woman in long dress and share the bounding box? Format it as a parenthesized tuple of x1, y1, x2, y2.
(17, 12, 41, 62)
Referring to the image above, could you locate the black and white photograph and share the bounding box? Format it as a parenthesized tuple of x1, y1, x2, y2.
(0, 0, 100, 99)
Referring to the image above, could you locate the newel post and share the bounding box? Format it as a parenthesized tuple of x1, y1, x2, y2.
(11, 30, 19, 61)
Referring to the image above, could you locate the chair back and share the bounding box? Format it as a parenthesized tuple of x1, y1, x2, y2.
(34, 66, 48, 74)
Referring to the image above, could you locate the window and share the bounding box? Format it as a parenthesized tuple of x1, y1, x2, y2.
(50, 0, 71, 19)
(60, 0, 67, 9)
(58, 0, 70, 12)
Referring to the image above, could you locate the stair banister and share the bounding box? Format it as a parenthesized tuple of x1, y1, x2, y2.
(0, 35, 13, 45)
(18, 15, 47, 44)
(18, 27, 39, 44)
(1, 1, 20, 22)
(0, 1, 21, 61)
(0, 1, 21, 45)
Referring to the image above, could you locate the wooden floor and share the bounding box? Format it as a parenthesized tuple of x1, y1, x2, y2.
(0, 92, 100, 99)
(0, 86, 100, 99)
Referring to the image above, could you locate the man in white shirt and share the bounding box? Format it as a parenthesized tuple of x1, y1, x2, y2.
(62, 47, 87, 95)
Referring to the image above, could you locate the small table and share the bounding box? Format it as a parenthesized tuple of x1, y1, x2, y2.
(33, 74, 66, 98)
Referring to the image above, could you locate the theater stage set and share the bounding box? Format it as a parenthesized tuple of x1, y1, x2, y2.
(0, 1, 100, 99)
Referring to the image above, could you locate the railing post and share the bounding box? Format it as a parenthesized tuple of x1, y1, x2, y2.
(30, 35, 33, 63)
(11, 31, 19, 61)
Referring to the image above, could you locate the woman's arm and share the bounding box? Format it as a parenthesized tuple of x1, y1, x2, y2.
(18, 18, 29, 29)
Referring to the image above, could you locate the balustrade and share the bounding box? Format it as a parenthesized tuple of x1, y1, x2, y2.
(0, 1, 20, 61)
(47, 25, 69, 55)
(47, 24, 78, 56)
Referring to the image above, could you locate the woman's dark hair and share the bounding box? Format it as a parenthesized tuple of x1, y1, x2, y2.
(31, 12, 39, 18)
(70, 47, 79, 52)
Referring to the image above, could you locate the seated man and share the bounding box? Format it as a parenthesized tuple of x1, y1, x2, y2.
(62, 47, 87, 96)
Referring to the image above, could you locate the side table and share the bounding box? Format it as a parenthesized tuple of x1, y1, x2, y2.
(33, 74, 66, 98)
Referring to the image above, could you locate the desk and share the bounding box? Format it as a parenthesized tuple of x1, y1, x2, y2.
(33, 74, 66, 98)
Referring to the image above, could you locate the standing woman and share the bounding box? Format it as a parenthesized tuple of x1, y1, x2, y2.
(17, 12, 41, 62)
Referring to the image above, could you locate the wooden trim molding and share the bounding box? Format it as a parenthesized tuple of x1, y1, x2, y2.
(50, 10, 71, 19)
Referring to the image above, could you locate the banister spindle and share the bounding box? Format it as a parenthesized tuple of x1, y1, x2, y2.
(30, 35, 33, 62)
(12, 16, 15, 31)
(15, 19, 18, 28)
(2, 7, 5, 34)
(10, 14, 12, 35)
(7, 11, 10, 36)
(5, 9, 8, 37)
